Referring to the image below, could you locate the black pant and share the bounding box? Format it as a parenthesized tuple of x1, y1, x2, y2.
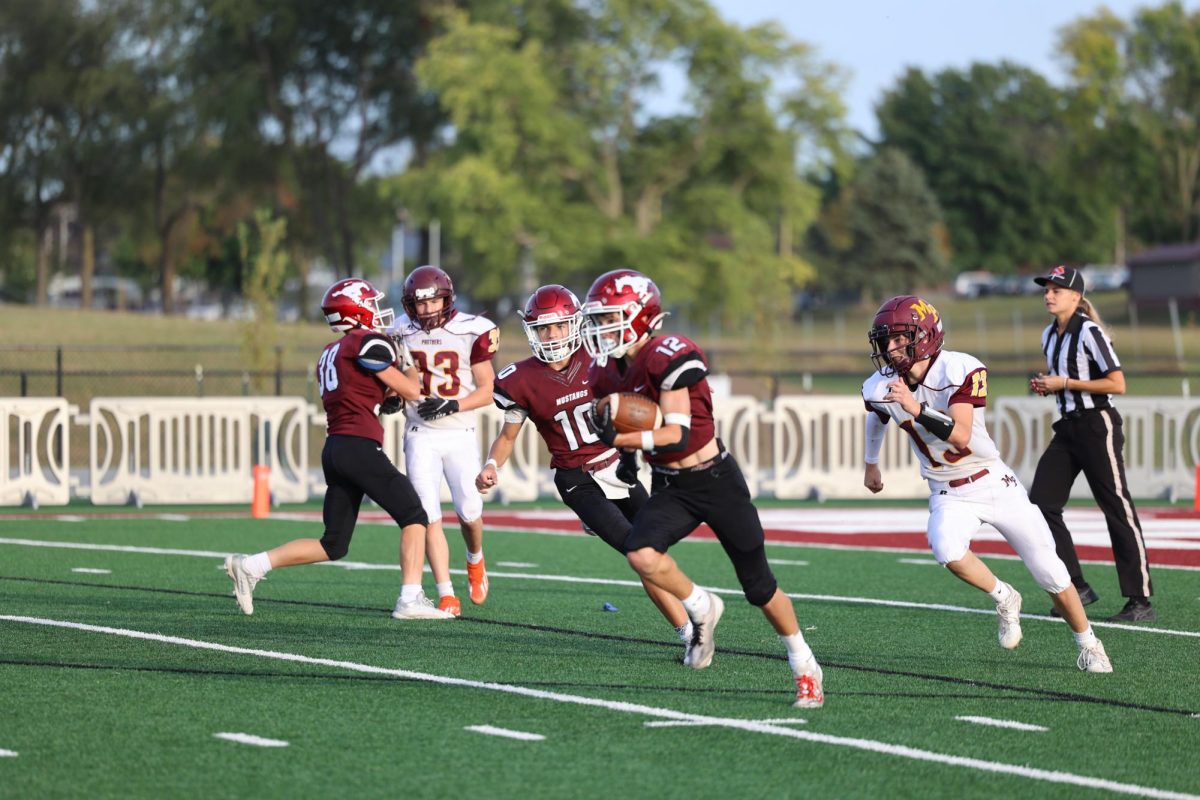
(627, 452, 778, 607)
(1029, 408, 1152, 599)
(320, 435, 427, 560)
(554, 467, 648, 553)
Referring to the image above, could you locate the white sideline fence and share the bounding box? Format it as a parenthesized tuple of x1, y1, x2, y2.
(1, 396, 1196, 506)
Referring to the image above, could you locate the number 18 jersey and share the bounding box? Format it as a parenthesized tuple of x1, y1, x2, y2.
(861, 350, 998, 481)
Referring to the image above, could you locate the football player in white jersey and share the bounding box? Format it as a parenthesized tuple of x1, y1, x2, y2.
(390, 266, 498, 616)
(861, 295, 1112, 673)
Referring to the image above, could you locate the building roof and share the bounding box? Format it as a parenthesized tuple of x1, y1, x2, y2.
(1128, 240, 1200, 267)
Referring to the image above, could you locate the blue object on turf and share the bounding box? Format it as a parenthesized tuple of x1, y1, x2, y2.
(602, 602, 619, 612)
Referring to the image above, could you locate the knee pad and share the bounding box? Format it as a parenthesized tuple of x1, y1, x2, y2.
(730, 547, 777, 607)
(319, 532, 351, 562)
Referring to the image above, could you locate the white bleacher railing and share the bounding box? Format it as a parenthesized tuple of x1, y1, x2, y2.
(2, 394, 1196, 506)
(87, 397, 309, 505)
(0, 398, 72, 507)
(993, 397, 1200, 501)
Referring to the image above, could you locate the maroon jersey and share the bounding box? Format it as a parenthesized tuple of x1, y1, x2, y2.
(587, 334, 715, 465)
(493, 349, 615, 470)
(317, 328, 398, 444)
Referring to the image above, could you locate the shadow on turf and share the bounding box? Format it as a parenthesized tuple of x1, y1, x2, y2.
(5, 574, 1198, 719)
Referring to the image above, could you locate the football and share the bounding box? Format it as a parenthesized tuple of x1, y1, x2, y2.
(605, 392, 662, 433)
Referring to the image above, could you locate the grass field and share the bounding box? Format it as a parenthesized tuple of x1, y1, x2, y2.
(2, 508, 1198, 799)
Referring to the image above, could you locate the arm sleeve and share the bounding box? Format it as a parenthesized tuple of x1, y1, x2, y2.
(864, 409, 887, 464)
(1083, 323, 1121, 375)
(356, 333, 398, 373)
(470, 327, 500, 364)
(659, 351, 708, 390)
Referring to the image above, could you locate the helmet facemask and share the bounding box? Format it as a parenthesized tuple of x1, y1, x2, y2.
(523, 312, 582, 363)
(582, 303, 643, 360)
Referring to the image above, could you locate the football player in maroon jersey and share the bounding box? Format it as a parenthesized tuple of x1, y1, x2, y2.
(476, 285, 694, 659)
(224, 278, 454, 620)
(582, 269, 824, 708)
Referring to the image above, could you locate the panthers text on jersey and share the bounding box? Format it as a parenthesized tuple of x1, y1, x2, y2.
(861, 350, 998, 481)
(588, 334, 715, 465)
(316, 328, 398, 444)
(493, 349, 618, 471)
(390, 308, 499, 431)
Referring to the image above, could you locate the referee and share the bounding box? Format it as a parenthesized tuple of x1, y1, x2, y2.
(1028, 265, 1155, 622)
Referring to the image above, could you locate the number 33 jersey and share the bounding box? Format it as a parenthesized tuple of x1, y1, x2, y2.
(390, 309, 499, 431)
(862, 349, 998, 482)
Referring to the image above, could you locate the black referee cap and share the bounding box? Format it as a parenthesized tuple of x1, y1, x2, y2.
(1034, 265, 1085, 294)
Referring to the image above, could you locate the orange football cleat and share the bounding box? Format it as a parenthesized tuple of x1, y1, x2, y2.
(466, 558, 489, 605)
(438, 595, 462, 617)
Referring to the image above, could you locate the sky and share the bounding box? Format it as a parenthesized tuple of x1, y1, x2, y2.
(708, 0, 1198, 138)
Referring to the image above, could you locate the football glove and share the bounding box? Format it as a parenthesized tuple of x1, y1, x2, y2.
(380, 396, 403, 415)
(589, 398, 618, 446)
(417, 397, 459, 421)
(615, 450, 639, 485)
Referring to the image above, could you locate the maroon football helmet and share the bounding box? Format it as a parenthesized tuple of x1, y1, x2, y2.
(520, 284, 583, 363)
(581, 269, 666, 360)
(321, 278, 394, 333)
(402, 265, 455, 330)
(868, 295, 945, 377)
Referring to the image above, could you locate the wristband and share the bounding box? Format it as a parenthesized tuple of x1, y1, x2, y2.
(640, 430, 655, 451)
(485, 458, 498, 469)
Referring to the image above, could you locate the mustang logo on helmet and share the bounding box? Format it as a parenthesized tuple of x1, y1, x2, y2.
(613, 274, 655, 304)
(332, 280, 371, 305)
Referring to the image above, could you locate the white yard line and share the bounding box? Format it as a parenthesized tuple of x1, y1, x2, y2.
(464, 725, 545, 741)
(70, 568, 112, 575)
(768, 559, 810, 566)
(955, 716, 1049, 732)
(645, 718, 807, 727)
(0, 749, 17, 757)
(495, 561, 538, 568)
(898, 558, 941, 566)
(213, 732, 289, 747)
(1, 537, 1196, 639)
(2, 615, 1196, 800)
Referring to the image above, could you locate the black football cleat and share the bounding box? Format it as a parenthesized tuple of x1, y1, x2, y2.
(1049, 584, 1099, 618)
(1107, 598, 1156, 623)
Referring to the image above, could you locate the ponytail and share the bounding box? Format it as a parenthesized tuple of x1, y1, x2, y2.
(1078, 297, 1110, 336)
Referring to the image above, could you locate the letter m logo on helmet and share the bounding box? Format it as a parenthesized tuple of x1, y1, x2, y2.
(908, 298, 940, 324)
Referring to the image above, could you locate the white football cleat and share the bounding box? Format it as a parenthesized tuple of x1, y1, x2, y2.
(793, 661, 825, 709)
(996, 588, 1023, 650)
(687, 593, 724, 670)
(1077, 639, 1113, 673)
(392, 591, 455, 620)
(225, 554, 260, 616)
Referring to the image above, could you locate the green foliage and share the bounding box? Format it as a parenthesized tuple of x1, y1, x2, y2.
(877, 62, 1111, 272)
(810, 148, 950, 301)
(238, 208, 290, 389)
(393, 2, 850, 324)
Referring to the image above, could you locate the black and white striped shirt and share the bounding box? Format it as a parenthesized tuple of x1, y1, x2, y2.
(1040, 312, 1121, 415)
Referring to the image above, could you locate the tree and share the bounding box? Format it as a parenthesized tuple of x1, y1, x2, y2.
(809, 148, 949, 301)
(1058, 2, 1200, 244)
(876, 62, 1108, 271)
(395, 2, 851, 324)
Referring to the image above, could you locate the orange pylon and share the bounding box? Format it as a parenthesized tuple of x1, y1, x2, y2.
(251, 465, 271, 519)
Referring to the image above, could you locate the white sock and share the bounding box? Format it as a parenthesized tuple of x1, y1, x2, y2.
(988, 580, 1012, 603)
(465, 550, 484, 565)
(1072, 626, 1098, 649)
(681, 586, 711, 618)
(436, 581, 455, 598)
(781, 631, 815, 673)
(400, 584, 423, 603)
(244, 552, 272, 578)
(675, 622, 694, 644)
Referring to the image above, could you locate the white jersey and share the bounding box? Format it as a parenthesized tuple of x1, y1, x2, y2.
(389, 309, 499, 431)
(862, 350, 998, 482)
